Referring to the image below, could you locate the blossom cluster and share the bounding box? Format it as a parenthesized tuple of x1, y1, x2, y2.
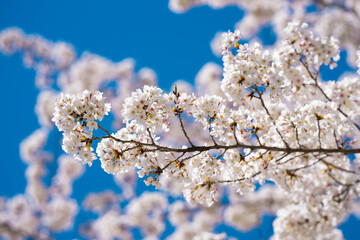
(122, 85, 173, 132)
(52, 90, 111, 165)
(221, 31, 284, 105)
(283, 21, 340, 68)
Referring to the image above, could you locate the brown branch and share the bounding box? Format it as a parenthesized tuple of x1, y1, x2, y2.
(255, 87, 290, 149)
(208, 118, 219, 146)
(327, 172, 353, 187)
(94, 123, 360, 190)
(275, 152, 292, 163)
(333, 129, 341, 149)
(215, 170, 262, 184)
(146, 128, 155, 144)
(254, 132, 263, 146)
(97, 123, 360, 155)
(230, 121, 240, 144)
(216, 149, 228, 159)
(320, 158, 356, 174)
(160, 152, 186, 172)
(292, 122, 305, 149)
(177, 109, 195, 147)
(316, 118, 322, 149)
(287, 158, 322, 173)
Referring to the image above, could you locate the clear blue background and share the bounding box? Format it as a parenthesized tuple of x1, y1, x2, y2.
(0, 0, 359, 239)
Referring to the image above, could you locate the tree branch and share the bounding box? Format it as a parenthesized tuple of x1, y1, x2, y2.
(97, 123, 360, 155)
(255, 87, 290, 149)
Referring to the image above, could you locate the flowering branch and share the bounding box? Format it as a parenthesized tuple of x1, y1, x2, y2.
(96, 124, 360, 155)
(48, 20, 360, 239)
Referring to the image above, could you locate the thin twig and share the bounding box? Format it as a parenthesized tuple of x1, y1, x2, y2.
(320, 159, 356, 174)
(177, 109, 195, 147)
(327, 172, 353, 187)
(287, 158, 322, 173)
(208, 118, 219, 146)
(317, 118, 322, 149)
(293, 123, 303, 149)
(255, 87, 290, 149)
(146, 128, 155, 144)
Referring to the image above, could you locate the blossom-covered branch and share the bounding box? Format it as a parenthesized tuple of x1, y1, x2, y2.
(50, 21, 360, 239)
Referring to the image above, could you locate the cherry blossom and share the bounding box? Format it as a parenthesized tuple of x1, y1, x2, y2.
(2, 1, 360, 239)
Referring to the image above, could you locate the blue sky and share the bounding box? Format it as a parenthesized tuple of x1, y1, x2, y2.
(0, 0, 359, 239)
